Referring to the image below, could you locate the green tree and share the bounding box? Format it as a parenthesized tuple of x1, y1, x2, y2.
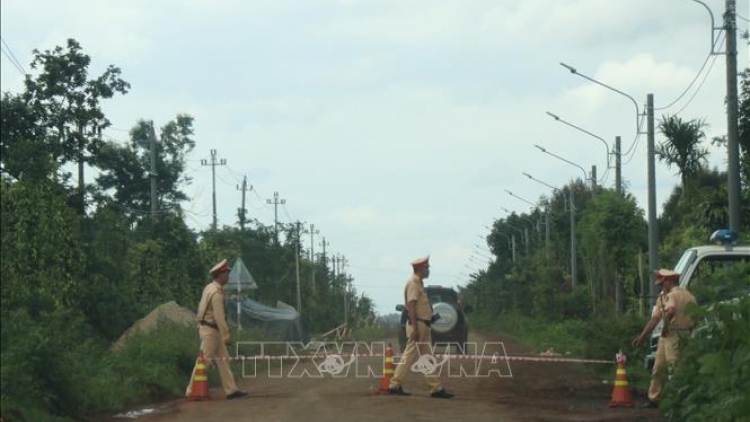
(0, 93, 52, 181)
(656, 115, 709, 196)
(578, 191, 646, 312)
(93, 116, 196, 221)
(738, 68, 750, 187)
(0, 178, 85, 314)
(22, 38, 130, 213)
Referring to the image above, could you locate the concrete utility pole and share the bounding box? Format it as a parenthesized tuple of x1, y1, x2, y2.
(615, 136, 622, 195)
(545, 112, 620, 196)
(724, 0, 741, 232)
(237, 176, 252, 230)
(522, 172, 576, 288)
(201, 149, 226, 232)
(320, 237, 329, 274)
(149, 122, 158, 217)
(591, 165, 597, 196)
(309, 223, 320, 293)
(294, 222, 302, 313)
(266, 191, 286, 243)
(647, 93, 659, 306)
(504, 222, 527, 256)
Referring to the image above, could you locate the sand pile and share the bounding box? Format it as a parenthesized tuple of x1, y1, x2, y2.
(111, 301, 196, 351)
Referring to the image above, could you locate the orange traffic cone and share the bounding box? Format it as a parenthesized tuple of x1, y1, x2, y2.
(608, 350, 633, 407)
(378, 343, 395, 394)
(187, 351, 211, 401)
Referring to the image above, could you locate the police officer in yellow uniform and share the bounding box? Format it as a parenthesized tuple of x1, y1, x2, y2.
(186, 259, 248, 399)
(388, 256, 453, 399)
(632, 268, 696, 408)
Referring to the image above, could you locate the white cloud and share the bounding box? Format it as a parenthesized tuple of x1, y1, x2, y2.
(1, 0, 746, 314)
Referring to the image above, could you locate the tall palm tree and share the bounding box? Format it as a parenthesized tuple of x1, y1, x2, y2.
(656, 115, 709, 196)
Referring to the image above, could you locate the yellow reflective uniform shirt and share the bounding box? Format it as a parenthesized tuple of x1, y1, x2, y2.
(651, 286, 697, 331)
(196, 281, 231, 343)
(404, 275, 433, 321)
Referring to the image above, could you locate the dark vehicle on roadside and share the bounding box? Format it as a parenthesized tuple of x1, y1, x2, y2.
(396, 285, 472, 353)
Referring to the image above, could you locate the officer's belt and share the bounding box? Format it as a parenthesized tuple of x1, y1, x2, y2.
(199, 320, 219, 330)
(407, 318, 431, 327)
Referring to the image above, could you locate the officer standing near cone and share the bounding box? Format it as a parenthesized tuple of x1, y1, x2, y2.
(388, 256, 453, 399)
(186, 259, 248, 400)
(632, 268, 696, 408)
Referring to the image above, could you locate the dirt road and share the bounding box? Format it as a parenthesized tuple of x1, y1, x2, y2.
(113, 333, 663, 422)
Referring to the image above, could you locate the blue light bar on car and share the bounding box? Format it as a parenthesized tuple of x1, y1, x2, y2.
(709, 229, 738, 245)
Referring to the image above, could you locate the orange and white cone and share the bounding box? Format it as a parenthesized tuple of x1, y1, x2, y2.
(378, 343, 395, 394)
(187, 351, 211, 401)
(608, 350, 633, 407)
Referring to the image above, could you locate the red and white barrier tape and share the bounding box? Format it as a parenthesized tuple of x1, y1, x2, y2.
(201, 353, 613, 365)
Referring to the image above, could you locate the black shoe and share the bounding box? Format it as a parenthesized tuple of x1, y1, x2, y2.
(388, 386, 412, 396)
(642, 400, 659, 409)
(430, 388, 454, 399)
(227, 390, 248, 399)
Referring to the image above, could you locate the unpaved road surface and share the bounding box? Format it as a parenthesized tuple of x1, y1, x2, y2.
(108, 333, 663, 422)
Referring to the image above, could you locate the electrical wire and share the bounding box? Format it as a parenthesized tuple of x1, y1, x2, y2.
(622, 113, 647, 166)
(672, 33, 723, 117)
(654, 32, 723, 111)
(1, 45, 26, 75)
(0, 36, 27, 75)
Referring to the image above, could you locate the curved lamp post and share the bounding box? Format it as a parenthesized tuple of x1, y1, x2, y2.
(561, 61, 659, 305)
(502, 193, 534, 256)
(522, 172, 578, 288)
(534, 144, 595, 196)
(481, 230, 514, 263)
(546, 111, 622, 195)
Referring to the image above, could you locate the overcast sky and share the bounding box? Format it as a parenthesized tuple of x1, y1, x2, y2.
(2, 0, 748, 316)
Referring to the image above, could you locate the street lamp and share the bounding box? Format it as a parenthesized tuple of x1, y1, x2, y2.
(481, 230, 513, 263)
(522, 172, 578, 288)
(501, 206, 538, 233)
(546, 111, 622, 195)
(499, 202, 530, 256)
(561, 61, 659, 305)
(560, 62, 641, 136)
(486, 224, 519, 263)
(534, 144, 595, 195)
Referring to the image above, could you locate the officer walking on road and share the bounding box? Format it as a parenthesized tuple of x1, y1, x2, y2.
(388, 256, 454, 399)
(186, 259, 248, 400)
(632, 268, 696, 408)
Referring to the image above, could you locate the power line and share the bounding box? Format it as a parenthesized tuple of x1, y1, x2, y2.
(654, 32, 723, 111)
(622, 113, 647, 165)
(673, 36, 723, 117)
(0, 36, 27, 74)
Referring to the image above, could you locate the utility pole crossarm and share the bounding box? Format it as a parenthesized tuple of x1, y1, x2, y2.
(266, 191, 286, 243)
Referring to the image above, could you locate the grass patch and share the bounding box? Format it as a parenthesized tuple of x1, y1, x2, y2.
(471, 311, 656, 390)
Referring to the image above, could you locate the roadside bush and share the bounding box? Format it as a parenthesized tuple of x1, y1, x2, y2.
(661, 288, 750, 421)
(471, 310, 655, 387)
(90, 319, 198, 411)
(348, 325, 388, 343)
(1, 308, 107, 422)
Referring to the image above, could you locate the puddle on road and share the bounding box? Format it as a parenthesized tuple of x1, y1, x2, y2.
(111, 402, 176, 420)
(114, 408, 156, 419)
